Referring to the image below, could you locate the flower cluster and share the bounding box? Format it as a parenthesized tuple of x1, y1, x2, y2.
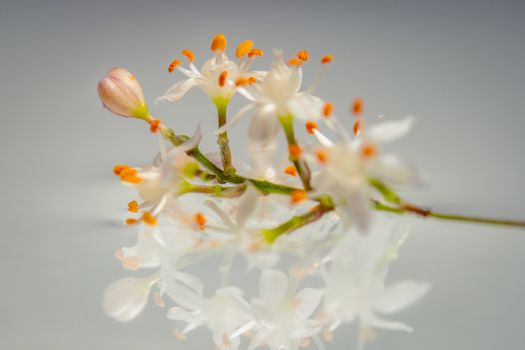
(97, 34, 434, 350)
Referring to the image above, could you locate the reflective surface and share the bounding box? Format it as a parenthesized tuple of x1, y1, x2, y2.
(1, 0, 524, 348)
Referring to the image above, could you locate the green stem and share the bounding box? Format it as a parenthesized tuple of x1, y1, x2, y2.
(278, 115, 312, 191)
(374, 201, 525, 228)
(215, 101, 236, 175)
(262, 203, 334, 243)
(157, 122, 525, 231)
(179, 182, 247, 199)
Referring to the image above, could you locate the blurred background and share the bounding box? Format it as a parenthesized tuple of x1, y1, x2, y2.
(1, 0, 525, 349)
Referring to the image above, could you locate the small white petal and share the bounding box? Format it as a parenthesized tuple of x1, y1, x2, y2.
(364, 314, 414, 333)
(103, 277, 151, 322)
(172, 271, 204, 296)
(376, 281, 430, 314)
(156, 78, 196, 103)
(259, 269, 288, 308)
(288, 93, 324, 121)
(366, 116, 414, 144)
(248, 104, 280, 148)
(235, 185, 259, 228)
(296, 288, 324, 318)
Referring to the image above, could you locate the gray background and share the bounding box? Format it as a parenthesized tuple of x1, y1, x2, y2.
(1, 0, 525, 349)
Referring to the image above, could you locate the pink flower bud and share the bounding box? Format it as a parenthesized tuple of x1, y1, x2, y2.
(97, 67, 149, 119)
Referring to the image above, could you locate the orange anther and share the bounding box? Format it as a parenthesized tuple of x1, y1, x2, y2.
(291, 190, 308, 204)
(248, 48, 264, 58)
(321, 54, 333, 64)
(211, 33, 227, 52)
(168, 59, 182, 73)
(141, 212, 157, 226)
(218, 71, 228, 87)
(194, 212, 206, 231)
(315, 149, 328, 163)
(113, 164, 130, 176)
(181, 49, 195, 62)
(122, 256, 141, 270)
(353, 120, 361, 136)
(120, 168, 141, 184)
(297, 50, 309, 62)
(352, 98, 363, 115)
(289, 144, 302, 159)
(361, 144, 378, 158)
(125, 218, 138, 225)
(149, 119, 161, 133)
(236, 40, 254, 58)
(154, 292, 166, 308)
(127, 200, 139, 213)
(288, 57, 303, 67)
(322, 102, 333, 118)
(284, 165, 298, 176)
(305, 120, 318, 134)
(235, 76, 257, 86)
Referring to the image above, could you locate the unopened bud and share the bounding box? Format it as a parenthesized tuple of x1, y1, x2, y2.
(97, 67, 149, 119)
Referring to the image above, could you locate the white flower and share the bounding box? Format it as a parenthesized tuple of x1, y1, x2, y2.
(168, 286, 252, 350)
(322, 218, 429, 344)
(103, 276, 157, 322)
(248, 269, 323, 350)
(117, 126, 202, 215)
(216, 50, 325, 149)
(157, 34, 265, 105)
(312, 116, 418, 230)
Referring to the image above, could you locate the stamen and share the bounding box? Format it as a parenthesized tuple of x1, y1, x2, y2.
(296, 50, 309, 62)
(194, 212, 206, 231)
(153, 292, 166, 308)
(284, 165, 298, 176)
(127, 200, 139, 213)
(322, 328, 334, 342)
(361, 144, 378, 158)
(288, 57, 303, 67)
(211, 33, 227, 52)
(248, 48, 264, 58)
(236, 40, 254, 58)
(299, 338, 311, 348)
(173, 328, 187, 341)
(218, 71, 228, 87)
(149, 119, 161, 133)
(289, 144, 302, 159)
(315, 149, 328, 163)
(113, 164, 130, 176)
(235, 76, 257, 86)
(120, 168, 141, 184)
(322, 102, 333, 118)
(181, 49, 195, 63)
(291, 190, 308, 204)
(141, 212, 157, 226)
(305, 120, 318, 134)
(114, 249, 124, 261)
(168, 59, 182, 73)
(122, 256, 141, 270)
(321, 54, 333, 64)
(353, 120, 361, 136)
(352, 98, 363, 115)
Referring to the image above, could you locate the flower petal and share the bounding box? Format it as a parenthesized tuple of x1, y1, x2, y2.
(296, 288, 324, 318)
(156, 78, 196, 103)
(376, 281, 430, 314)
(364, 313, 414, 333)
(235, 185, 259, 228)
(288, 93, 324, 121)
(248, 104, 280, 148)
(259, 269, 288, 308)
(366, 116, 414, 144)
